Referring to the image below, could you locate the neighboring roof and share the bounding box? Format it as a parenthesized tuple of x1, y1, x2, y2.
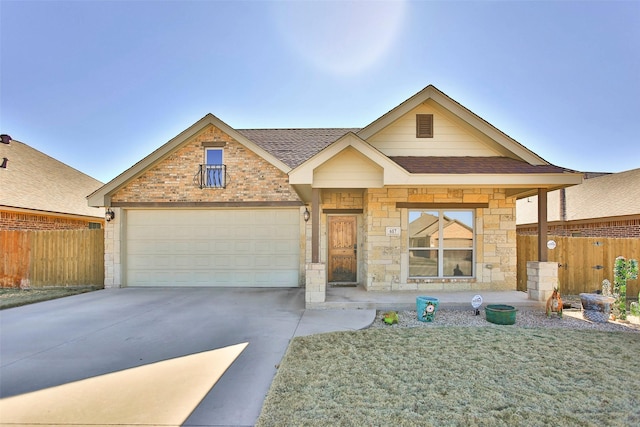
(564, 168, 640, 220)
(0, 140, 104, 218)
(391, 157, 573, 174)
(237, 128, 359, 168)
(516, 168, 640, 224)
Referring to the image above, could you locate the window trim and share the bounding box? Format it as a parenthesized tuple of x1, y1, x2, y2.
(408, 209, 475, 279)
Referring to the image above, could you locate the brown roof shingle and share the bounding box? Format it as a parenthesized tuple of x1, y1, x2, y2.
(238, 128, 359, 168)
(389, 156, 573, 174)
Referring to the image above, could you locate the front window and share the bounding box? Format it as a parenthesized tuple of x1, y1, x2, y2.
(409, 210, 474, 278)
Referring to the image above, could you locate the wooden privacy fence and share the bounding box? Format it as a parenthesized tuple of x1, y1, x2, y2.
(517, 235, 639, 297)
(1, 229, 104, 288)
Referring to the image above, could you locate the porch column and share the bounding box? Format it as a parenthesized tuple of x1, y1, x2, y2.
(305, 187, 326, 308)
(311, 187, 320, 263)
(537, 188, 548, 262)
(528, 188, 557, 301)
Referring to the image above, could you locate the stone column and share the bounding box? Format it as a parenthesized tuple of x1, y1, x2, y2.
(527, 261, 558, 301)
(305, 263, 326, 308)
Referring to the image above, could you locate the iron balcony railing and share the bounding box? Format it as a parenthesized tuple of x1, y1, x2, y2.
(195, 164, 226, 189)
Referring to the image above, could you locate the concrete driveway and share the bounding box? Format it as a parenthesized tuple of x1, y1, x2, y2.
(0, 288, 374, 426)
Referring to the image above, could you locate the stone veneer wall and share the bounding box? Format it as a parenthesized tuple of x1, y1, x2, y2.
(364, 187, 517, 292)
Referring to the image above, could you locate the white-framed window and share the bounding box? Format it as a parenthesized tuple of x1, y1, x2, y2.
(408, 210, 474, 278)
(204, 148, 225, 188)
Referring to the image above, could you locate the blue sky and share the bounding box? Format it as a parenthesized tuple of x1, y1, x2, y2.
(2, 0, 639, 183)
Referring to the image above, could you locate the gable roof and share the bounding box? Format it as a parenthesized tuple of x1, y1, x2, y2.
(358, 85, 548, 165)
(88, 114, 292, 206)
(90, 84, 583, 207)
(0, 140, 103, 218)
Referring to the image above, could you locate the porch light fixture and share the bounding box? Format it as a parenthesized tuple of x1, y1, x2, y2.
(303, 207, 310, 222)
(105, 208, 115, 222)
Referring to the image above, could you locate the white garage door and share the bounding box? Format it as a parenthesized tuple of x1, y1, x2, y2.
(125, 209, 300, 287)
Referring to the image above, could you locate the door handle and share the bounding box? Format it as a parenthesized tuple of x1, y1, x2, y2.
(353, 244, 357, 255)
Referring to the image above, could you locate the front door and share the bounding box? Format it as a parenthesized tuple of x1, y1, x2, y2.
(328, 216, 357, 283)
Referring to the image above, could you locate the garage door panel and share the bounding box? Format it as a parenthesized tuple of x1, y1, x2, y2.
(126, 209, 300, 287)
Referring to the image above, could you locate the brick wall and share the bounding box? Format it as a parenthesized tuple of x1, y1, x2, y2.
(0, 210, 101, 231)
(517, 218, 640, 238)
(112, 124, 300, 203)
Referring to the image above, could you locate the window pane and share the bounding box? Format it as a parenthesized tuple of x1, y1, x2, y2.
(409, 249, 438, 277)
(408, 211, 439, 248)
(206, 149, 223, 164)
(444, 250, 473, 277)
(441, 211, 473, 248)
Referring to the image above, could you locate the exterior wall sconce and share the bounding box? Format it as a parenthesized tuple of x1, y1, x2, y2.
(105, 208, 115, 222)
(303, 207, 310, 222)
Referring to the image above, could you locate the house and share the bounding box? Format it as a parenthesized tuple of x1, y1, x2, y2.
(517, 168, 640, 238)
(88, 85, 582, 304)
(0, 137, 104, 230)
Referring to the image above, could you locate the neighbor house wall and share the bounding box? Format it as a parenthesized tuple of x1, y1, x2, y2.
(363, 187, 516, 292)
(0, 210, 102, 231)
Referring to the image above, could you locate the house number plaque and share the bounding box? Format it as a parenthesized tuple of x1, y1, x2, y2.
(386, 227, 401, 236)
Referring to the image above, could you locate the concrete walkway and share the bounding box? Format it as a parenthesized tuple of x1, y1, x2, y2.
(0, 288, 374, 427)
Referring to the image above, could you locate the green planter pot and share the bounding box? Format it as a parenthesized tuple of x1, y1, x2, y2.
(485, 304, 517, 325)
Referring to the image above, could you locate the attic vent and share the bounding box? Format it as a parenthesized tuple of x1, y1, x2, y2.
(416, 114, 433, 138)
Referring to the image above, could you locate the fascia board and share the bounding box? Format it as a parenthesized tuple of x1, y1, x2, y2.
(88, 113, 291, 207)
(388, 173, 583, 187)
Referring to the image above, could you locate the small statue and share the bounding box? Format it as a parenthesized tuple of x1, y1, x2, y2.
(546, 287, 563, 318)
(383, 311, 399, 325)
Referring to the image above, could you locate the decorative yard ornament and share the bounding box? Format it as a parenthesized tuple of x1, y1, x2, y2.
(383, 311, 398, 325)
(471, 295, 483, 315)
(422, 301, 437, 322)
(612, 256, 639, 321)
(546, 287, 563, 318)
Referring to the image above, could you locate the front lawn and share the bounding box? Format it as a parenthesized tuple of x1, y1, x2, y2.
(257, 327, 639, 426)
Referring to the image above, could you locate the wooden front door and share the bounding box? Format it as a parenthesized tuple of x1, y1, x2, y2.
(328, 216, 357, 283)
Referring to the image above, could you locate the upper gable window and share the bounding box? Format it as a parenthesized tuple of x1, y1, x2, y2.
(200, 148, 226, 188)
(416, 114, 434, 138)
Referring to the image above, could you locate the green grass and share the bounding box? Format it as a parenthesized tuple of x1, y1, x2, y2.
(0, 287, 99, 309)
(257, 327, 640, 426)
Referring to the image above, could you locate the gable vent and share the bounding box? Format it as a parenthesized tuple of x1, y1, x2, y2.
(416, 114, 433, 138)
